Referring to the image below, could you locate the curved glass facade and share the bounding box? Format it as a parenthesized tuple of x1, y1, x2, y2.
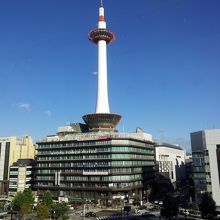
(35, 136, 155, 202)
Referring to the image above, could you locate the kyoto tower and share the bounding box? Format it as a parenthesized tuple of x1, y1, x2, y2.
(83, 1, 121, 131)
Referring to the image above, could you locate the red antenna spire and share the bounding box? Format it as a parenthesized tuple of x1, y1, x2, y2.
(99, 0, 105, 21)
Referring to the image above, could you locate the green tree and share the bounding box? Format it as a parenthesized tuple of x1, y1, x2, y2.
(0, 202, 4, 211)
(12, 189, 34, 219)
(19, 203, 32, 219)
(160, 194, 178, 219)
(52, 202, 69, 220)
(42, 190, 54, 208)
(189, 202, 199, 211)
(36, 203, 50, 220)
(199, 192, 216, 219)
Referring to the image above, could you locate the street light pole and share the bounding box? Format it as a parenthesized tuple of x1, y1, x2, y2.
(10, 206, 13, 220)
(83, 203, 86, 220)
(121, 206, 123, 220)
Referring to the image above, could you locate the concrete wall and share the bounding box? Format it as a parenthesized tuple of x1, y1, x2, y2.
(204, 130, 220, 206)
(191, 129, 220, 206)
(156, 144, 186, 184)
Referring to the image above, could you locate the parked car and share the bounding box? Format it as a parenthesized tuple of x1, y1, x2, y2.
(159, 201, 163, 205)
(72, 204, 81, 210)
(136, 209, 147, 215)
(85, 211, 96, 217)
(154, 200, 159, 204)
(141, 213, 156, 217)
(183, 209, 189, 215)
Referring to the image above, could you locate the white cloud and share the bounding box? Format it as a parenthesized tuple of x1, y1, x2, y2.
(12, 103, 31, 111)
(45, 110, 52, 117)
(158, 128, 165, 133)
(92, 71, 98, 75)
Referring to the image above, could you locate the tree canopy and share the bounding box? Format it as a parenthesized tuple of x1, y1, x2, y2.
(199, 192, 216, 219)
(36, 203, 50, 220)
(42, 190, 54, 208)
(160, 194, 178, 219)
(52, 202, 69, 219)
(12, 189, 35, 218)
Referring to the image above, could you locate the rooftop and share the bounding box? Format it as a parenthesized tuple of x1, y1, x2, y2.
(38, 130, 153, 143)
(155, 142, 183, 150)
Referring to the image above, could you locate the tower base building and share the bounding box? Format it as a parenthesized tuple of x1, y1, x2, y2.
(35, 124, 155, 204)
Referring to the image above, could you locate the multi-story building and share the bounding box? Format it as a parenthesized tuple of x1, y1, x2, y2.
(35, 124, 155, 204)
(155, 143, 186, 186)
(0, 136, 35, 195)
(8, 159, 35, 197)
(191, 129, 220, 206)
(185, 154, 193, 180)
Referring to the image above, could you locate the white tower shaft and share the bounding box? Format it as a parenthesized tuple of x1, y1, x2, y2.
(82, 2, 121, 132)
(95, 5, 110, 113)
(96, 39, 110, 113)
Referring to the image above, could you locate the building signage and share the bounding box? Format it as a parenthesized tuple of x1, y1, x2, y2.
(82, 171, 108, 175)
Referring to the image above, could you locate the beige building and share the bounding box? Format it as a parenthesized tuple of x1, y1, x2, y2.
(0, 136, 35, 195)
(8, 159, 35, 197)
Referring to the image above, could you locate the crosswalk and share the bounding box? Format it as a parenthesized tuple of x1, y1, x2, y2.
(96, 213, 142, 220)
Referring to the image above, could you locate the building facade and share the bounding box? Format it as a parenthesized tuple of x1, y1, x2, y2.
(8, 159, 35, 197)
(35, 125, 155, 204)
(155, 143, 186, 185)
(0, 136, 35, 195)
(191, 129, 220, 206)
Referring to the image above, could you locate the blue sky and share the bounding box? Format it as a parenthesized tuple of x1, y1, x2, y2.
(0, 0, 219, 152)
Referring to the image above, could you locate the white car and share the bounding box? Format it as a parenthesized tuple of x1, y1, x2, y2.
(183, 210, 189, 215)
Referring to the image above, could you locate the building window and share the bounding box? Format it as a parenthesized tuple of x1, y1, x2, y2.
(4, 142, 10, 180)
(204, 150, 209, 156)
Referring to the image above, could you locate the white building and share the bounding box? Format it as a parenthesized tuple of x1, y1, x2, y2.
(155, 143, 186, 185)
(191, 129, 220, 206)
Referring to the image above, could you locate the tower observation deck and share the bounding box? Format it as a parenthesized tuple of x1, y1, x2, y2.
(89, 28, 115, 44)
(83, 2, 121, 131)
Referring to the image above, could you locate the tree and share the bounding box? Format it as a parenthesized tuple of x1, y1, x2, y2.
(52, 202, 69, 220)
(160, 194, 178, 219)
(42, 190, 54, 208)
(12, 189, 35, 219)
(0, 201, 5, 211)
(199, 192, 216, 219)
(19, 203, 32, 219)
(189, 202, 199, 211)
(36, 203, 50, 220)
